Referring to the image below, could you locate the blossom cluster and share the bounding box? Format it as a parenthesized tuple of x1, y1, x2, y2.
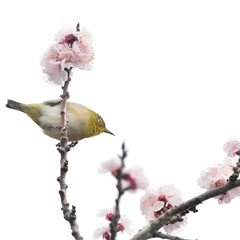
(95, 154, 148, 239)
(223, 139, 240, 157)
(99, 157, 149, 191)
(140, 184, 187, 234)
(96, 140, 240, 238)
(93, 208, 133, 239)
(198, 140, 240, 204)
(41, 25, 94, 85)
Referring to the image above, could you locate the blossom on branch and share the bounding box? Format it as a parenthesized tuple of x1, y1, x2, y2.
(95, 209, 134, 238)
(41, 25, 94, 85)
(118, 215, 134, 235)
(99, 158, 148, 191)
(93, 225, 111, 239)
(223, 140, 240, 157)
(98, 158, 122, 175)
(123, 166, 149, 191)
(140, 184, 187, 234)
(198, 157, 240, 204)
(97, 207, 115, 220)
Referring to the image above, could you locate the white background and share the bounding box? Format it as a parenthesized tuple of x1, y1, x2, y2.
(1, 1, 240, 239)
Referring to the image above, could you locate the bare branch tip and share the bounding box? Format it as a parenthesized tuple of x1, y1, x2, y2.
(76, 22, 80, 31)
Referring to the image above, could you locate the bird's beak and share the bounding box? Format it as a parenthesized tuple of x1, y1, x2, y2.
(104, 128, 115, 136)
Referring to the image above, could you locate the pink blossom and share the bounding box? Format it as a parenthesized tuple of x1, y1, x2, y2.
(198, 157, 240, 204)
(95, 211, 134, 237)
(96, 207, 115, 221)
(140, 185, 187, 234)
(98, 158, 122, 174)
(118, 215, 134, 235)
(54, 26, 75, 42)
(123, 166, 149, 191)
(223, 140, 240, 157)
(41, 26, 94, 85)
(40, 44, 68, 85)
(93, 226, 110, 239)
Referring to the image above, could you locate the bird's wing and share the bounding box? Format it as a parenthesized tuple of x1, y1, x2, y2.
(44, 99, 62, 107)
(39, 100, 63, 130)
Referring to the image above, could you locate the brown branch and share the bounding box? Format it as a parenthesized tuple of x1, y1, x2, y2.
(153, 231, 197, 240)
(57, 67, 83, 240)
(229, 151, 240, 182)
(110, 142, 128, 240)
(76, 22, 80, 32)
(130, 179, 240, 240)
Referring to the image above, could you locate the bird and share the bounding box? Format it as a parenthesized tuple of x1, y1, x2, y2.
(6, 99, 114, 141)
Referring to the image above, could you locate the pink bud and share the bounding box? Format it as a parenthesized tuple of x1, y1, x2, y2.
(102, 232, 110, 240)
(118, 223, 124, 233)
(106, 212, 114, 221)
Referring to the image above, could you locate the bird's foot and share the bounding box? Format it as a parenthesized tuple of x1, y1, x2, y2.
(68, 141, 78, 148)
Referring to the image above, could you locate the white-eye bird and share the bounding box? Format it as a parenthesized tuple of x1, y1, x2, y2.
(6, 99, 114, 141)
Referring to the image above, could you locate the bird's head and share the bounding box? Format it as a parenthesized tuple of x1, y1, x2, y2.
(87, 110, 114, 138)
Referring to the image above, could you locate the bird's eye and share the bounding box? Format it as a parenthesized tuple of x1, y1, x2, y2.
(98, 118, 103, 126)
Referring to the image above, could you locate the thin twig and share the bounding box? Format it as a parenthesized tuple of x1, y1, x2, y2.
(57, 67, 83, 240)
(110, 142, 128, 240)
(76, 22, 80, 32)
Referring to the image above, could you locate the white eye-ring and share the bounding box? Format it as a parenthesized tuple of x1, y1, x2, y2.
(98, 118, 103, 126)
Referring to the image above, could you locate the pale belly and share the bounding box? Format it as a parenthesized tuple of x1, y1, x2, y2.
(38, 103, 89, 141)
(42, 127, 87, 141)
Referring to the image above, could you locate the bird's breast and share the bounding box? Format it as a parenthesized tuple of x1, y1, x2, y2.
(38, 103, 90, 141)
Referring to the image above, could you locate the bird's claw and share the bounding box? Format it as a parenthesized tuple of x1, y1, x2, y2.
(68, 141, 78, 148)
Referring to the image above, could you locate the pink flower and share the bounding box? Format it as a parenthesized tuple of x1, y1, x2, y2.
(40, 44, 68, 85)
(93, 226, 110, 239)
(54, 26, 76, 42)
(223, 140, 240, 157)
(96, 207, 115, 221)
(118, 216, 134, 235)
(98, 158, 122, 174)
(140, 185, 187, 234)
(198, 157, 240, 204)
(99, 160, 148, 190)
(123, 166, 149, 191)
(95, 210, 134, 237)
(41, 26, 94, 85)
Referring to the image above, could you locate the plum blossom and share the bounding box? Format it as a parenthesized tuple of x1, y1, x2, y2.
(93, 226, 110, 239)
(96, 207, 115, 220)
(140, 184, 187, 234)
(123, 166, 149, 191)
(118, 215, 134, 235)
(98, 157, 122, 174)
(95, 208, 134, 238)
(41, 25, 94, 85)
(54, 26, 76, 43)
(223, 140, 240, 157)
(99, 159, 148, 191)
(198, 157, 240, 204)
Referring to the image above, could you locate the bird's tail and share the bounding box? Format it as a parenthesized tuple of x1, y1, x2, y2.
(6, 100, 23, 112)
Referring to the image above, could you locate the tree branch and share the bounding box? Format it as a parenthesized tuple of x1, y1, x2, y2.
(130, 179, 240, 240)
(110, 142, 128, 240)
(57, 67, 83, 240)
